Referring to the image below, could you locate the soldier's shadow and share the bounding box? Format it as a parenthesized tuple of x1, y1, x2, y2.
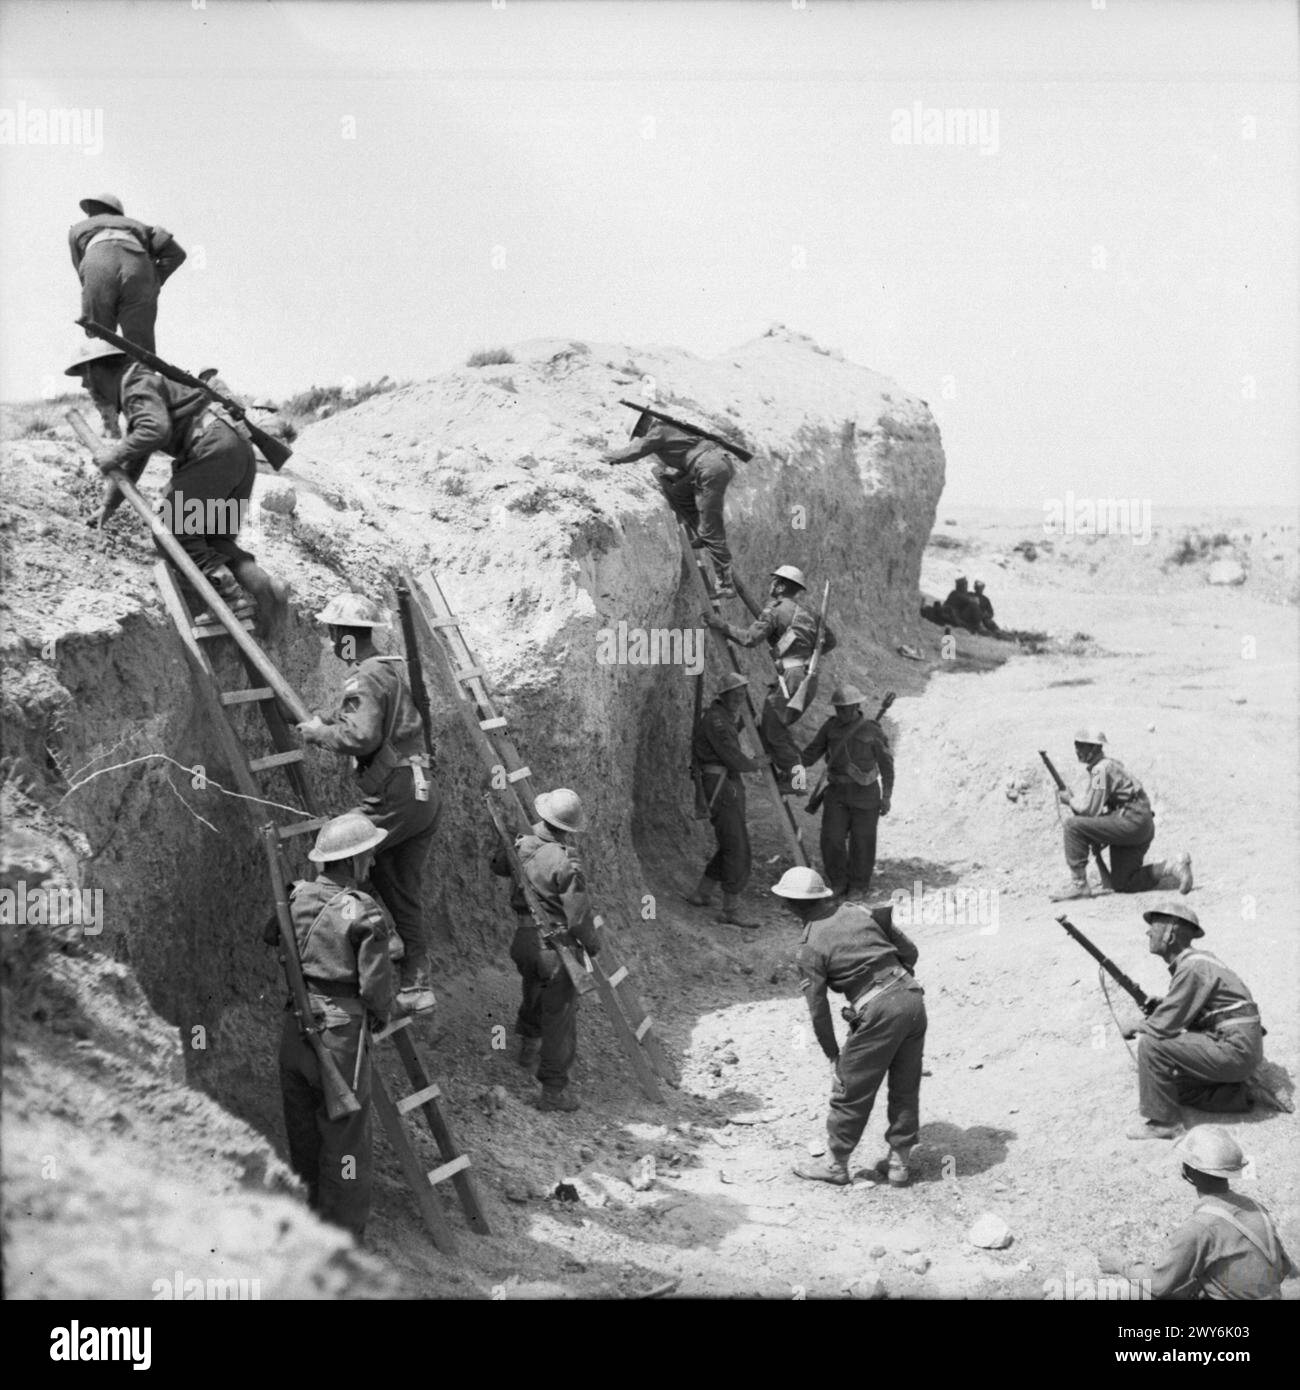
(911, 1120, 1016, 1182)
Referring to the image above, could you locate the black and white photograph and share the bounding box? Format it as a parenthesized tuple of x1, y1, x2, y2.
(1, 0, 1297, 1338)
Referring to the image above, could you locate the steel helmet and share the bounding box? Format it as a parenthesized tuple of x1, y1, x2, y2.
(1074, 726, 1107, 746)
(771, 866, 835, 900)
(1142, 900, 1203, 937)
(831, 684, 866, 707)
(80, 192, 124, 216)
(1175, 1126, 1245, 1179)
(771, 565, 807, 591)
(314, 593, 388, 628)
(973, 579, 986, 591)
(65, 339, 128, 376)
(716, 672, 749, 694)
(536, 788, 586, 833)
(308, 811, 388, 863)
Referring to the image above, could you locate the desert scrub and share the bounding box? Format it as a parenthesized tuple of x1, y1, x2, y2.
(467, 348, 515, 367)
(279, 378, 399, 426)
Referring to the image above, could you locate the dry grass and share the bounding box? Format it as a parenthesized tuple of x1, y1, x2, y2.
(466, 347, 515, 367)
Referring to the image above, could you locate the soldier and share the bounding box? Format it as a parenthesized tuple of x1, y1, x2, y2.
(794, 685, 894, 901)
(68, 193, 186, 355)
(1132, 1127, 1294, 1298)
(604, 411, 743, 597)
(68, 342, 290, 640)
(940, 577, 983, 632)
(489, 789, 601, 1112)
(1052, 727, 1192, 901)
(1121, 902, 1265, 1141)
(704, 564, 836, 793)
(771, 867, 927, 1187)
(686, 672, 761, 928)
(972, 580, 1000, 634)
(298, 594, 439, 1015)
(267, 812, 394, 1242)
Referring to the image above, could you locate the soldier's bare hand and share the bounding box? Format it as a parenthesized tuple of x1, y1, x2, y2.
(296, 716, 326, 743)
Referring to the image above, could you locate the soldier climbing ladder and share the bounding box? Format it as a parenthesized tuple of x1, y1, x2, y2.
(399, 567, 674, 1105)
(67, 408, 489, 1257)
(678, 525, 808, 868)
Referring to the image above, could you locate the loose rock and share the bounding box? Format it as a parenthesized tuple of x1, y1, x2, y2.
(968, 1213, 1014, 1249)
(259, 483, 297, 516)
(629, 1156, 657, 1192)
(844, 1270, 887, 1299)
(903, 1252, 930, 1274)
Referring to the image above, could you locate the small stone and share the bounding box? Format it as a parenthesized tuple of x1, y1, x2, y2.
(992, 1181, 1007, 1192)
(1147, 722, 1156, 732)
(867, 1243, 887, 1260)
(259, 482, 297, 516)
(1207, 558, 1246, 586)
(504, 1182, 531, 1204)
(1008, 1106, 1019, 1114)
(968, 1062, 983, 1071)
(898, 1235, 924, 1255)
(720, 1049, 739, 1065)
(806, 1139, 826, 1157)
(1096, 1247, 1126, 1275)
(578, 1144, 595, 1163)
(968, 1213, 1014, 1249)
(708, 1062, 723, 1077)
(490, 1085, 508, 1109)
(903, 1252, 930, 1274)
(845, 1270, 887, 1300)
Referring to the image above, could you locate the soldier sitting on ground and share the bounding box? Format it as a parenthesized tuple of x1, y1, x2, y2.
(1130, 1126, 1294, 1298)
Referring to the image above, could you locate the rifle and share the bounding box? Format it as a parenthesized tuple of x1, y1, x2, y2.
(259, 824, 361, 1120)
(1054, 915, 1158, 1016)
(688, 674, 728, 819)
(806, 691, 895, 814)
(76, 316, 293, 471)
(395, 581, 436, 764)
(483, 795, 596, 996)
(1040, 750, 1110, 885)
(786, 580, 831, 718)
(617, 399, 754, 462)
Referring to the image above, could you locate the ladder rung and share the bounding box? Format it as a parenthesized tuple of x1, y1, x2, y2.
(426, 1154, 471, 1187)
(221, 686, 273, 705)
(193, 621, 255, 639)
(279, 817, 328, 840)
(372, 1016, 412, 1043)
(455, 666, 485, 683)
(479, 716, 507, 731)
(607, 966, 628, 987)
(249, 749, 305, 772)
(425, 615, 461, 629)
(398, 1082, 443, 1115)
(507, 766, 531, 783)
(634, 1016, 654, 1042)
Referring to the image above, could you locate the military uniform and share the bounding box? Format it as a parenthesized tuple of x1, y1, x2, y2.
(1136, 948, 1263, 1124)
(1063, 756, 1165, 892)
(490, 822, 601, 1096)
(268, 875, 394, 1240)
(796, 901, 926, 1163)
(974, 590, 999, 632)
(311, 657, 439, 971)
(801, 712, 894, 897)
(941, 585, 983, 632)
(68, 212, 186, 354)
(98, 362, 259, 580)
(716, 595, 836, 781)
(1149, 1193, 1293, 1299)
(607, 423, 737, 578)
(692, 697, 759, 895)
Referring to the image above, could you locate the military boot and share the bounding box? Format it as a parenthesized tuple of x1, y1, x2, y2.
(792, 1155, 850, 1186)
(395, 959, 437, 1016)
(517, 1035, 541, 1074)
(194, 564, 256, 626)
(873, 1147, 912, 1187)
(1173, 851, 1193, 894)
(1050, 873, 1092, 902)
(538, 1087, 580, 1113)
(1126, 1118, 1183, 1142)
(718, 893, 760, 929)
(713, 566, 736, 600)
(684, 875, 716, 907)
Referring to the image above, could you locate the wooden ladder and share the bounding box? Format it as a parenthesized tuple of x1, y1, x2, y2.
(677, 528, 808, 867)
(400, 567, 673, 1105)
(153, 561, 489, 1255)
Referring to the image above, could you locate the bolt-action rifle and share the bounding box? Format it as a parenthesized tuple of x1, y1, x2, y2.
(1054, 914, 1158, 1015)
(76, 316, 293, 470)
(616, 399, 754, 462)
(395, 582, 437, 765)
(260, 824, 360, 1120)
(806, 691, 895, 815)
(786, 580, 831, 718)
(484, 795, 596, 996)
(1040, 749, 1110, 885)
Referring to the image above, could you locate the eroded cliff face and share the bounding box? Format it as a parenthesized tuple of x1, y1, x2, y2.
(0, 326, 944, 1294)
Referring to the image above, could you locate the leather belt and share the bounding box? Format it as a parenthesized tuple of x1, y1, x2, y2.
(305, 977, 361, 999)
(848, 965, 909, 1013)
(1212, 1015, 1261, 1030)
(87, 229, 144, 251)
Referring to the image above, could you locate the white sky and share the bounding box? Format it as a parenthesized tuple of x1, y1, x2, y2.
(1, 0, 1296, 506)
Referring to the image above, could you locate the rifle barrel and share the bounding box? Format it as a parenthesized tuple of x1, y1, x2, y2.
(1054, 915, 1152, 1011)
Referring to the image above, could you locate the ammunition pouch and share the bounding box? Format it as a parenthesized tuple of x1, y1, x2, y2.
(356, 740, 403, 796)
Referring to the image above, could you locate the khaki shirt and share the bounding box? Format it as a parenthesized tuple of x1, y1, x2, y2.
(1151, 1194, 1293, 1300)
